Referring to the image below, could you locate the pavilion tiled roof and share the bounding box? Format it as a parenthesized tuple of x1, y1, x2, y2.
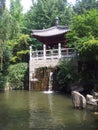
(31, 25, 70, 47)
(31, 25, 70, 37)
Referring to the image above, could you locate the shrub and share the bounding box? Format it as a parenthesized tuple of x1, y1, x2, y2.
(0, 73, 6, 89)
(56, 59, 78, 92)
(7, 63, 28, 90)
(76, 39, 98, 92)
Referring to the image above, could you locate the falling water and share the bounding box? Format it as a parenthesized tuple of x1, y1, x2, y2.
(48, 71, 53, 91)
(43, 71, 53, 94)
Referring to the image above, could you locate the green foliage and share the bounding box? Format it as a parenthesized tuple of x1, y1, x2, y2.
(75, 39, 98, 92)
(73, 0, 98, 14)
(13, 34, 30, 53)
(30, 38, 43, 50)
(56, 60, 78, 92)
(10, 0, 23, 26)
(0, 73, 6, 89)
(74, 10, 98, 38)
(0, 40, 12, 72)
(66, 10, 98, 91)
(11, 50, 29, 63)
(66, 9, 98, 47)
(23, 0, 74, 30)
(0, 0, 6, 14)
(0, 9, 20, 40)
(7, 63, 28, 89)
(11, 34, 30, 63)
(76, 39, 98, 61)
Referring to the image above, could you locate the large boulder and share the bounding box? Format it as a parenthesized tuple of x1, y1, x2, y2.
(71, 91, 86, 109)
(86, 94, 98, 106)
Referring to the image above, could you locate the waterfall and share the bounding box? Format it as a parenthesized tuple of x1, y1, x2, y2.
(43, 71, 53, 94)
(48, 71, 53, 91)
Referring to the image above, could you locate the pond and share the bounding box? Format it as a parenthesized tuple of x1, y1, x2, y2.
(0, 91, 97, 130)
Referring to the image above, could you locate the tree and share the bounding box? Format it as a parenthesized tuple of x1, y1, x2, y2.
(0, 9, 20, 89)
(9, 0, 23, 38)
(0, 1, 25, 89)
(0, 0, 6, 14)
(56, 60, 78, 92)
(75, 39, 98, 92)
(0, 8, 22, 70)
(0, 10, 11, 71)
(23, 0, 74, 30)
(10, 0, 23, 23)
(7, 63, 28, 89)
(66, 9, 98, 46)
(74, 0, 98, 14)
(66, 9, 98, 92)
(10, 34, 31, 63)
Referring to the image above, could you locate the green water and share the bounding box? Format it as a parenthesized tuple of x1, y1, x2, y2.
(0, 91, 97, 130)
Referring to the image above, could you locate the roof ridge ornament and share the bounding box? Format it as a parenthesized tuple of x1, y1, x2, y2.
(55, 16, 59, 26)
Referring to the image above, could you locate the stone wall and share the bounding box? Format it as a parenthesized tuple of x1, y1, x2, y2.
(31, 67, 53, 91)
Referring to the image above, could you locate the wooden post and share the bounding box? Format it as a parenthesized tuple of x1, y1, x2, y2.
(58, 43, 61, 59)
(43, 44, 46, 60)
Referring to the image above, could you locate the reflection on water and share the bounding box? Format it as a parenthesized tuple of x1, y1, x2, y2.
(0, 91, 97, 130)
(48, 94, 53, 113)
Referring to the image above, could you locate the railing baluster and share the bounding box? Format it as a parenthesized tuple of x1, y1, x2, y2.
(30, 46, 32, 60)
(58, 43, 61, 59)
(43, 44, 46, 60)
(30, 47, 75, 60)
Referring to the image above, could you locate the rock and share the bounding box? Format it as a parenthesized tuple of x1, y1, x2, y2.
(71, 85, 84, 92)
(94, 112, 98, 120)
(71, 91, 86, 109)
(86, 94, 98, 106)
(93, 92, 98, 99)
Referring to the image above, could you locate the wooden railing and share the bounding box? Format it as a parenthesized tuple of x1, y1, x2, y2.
(30, 44, 75, 61)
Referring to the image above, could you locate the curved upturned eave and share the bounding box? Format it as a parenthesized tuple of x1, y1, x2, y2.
(31, 26, 70, 37)
(32, 33, 66, 45)
(32, 32, 67, 38)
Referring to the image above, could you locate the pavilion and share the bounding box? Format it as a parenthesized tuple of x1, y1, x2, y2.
(29, 19, 74, 90)
(31, 25, 70, 48)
